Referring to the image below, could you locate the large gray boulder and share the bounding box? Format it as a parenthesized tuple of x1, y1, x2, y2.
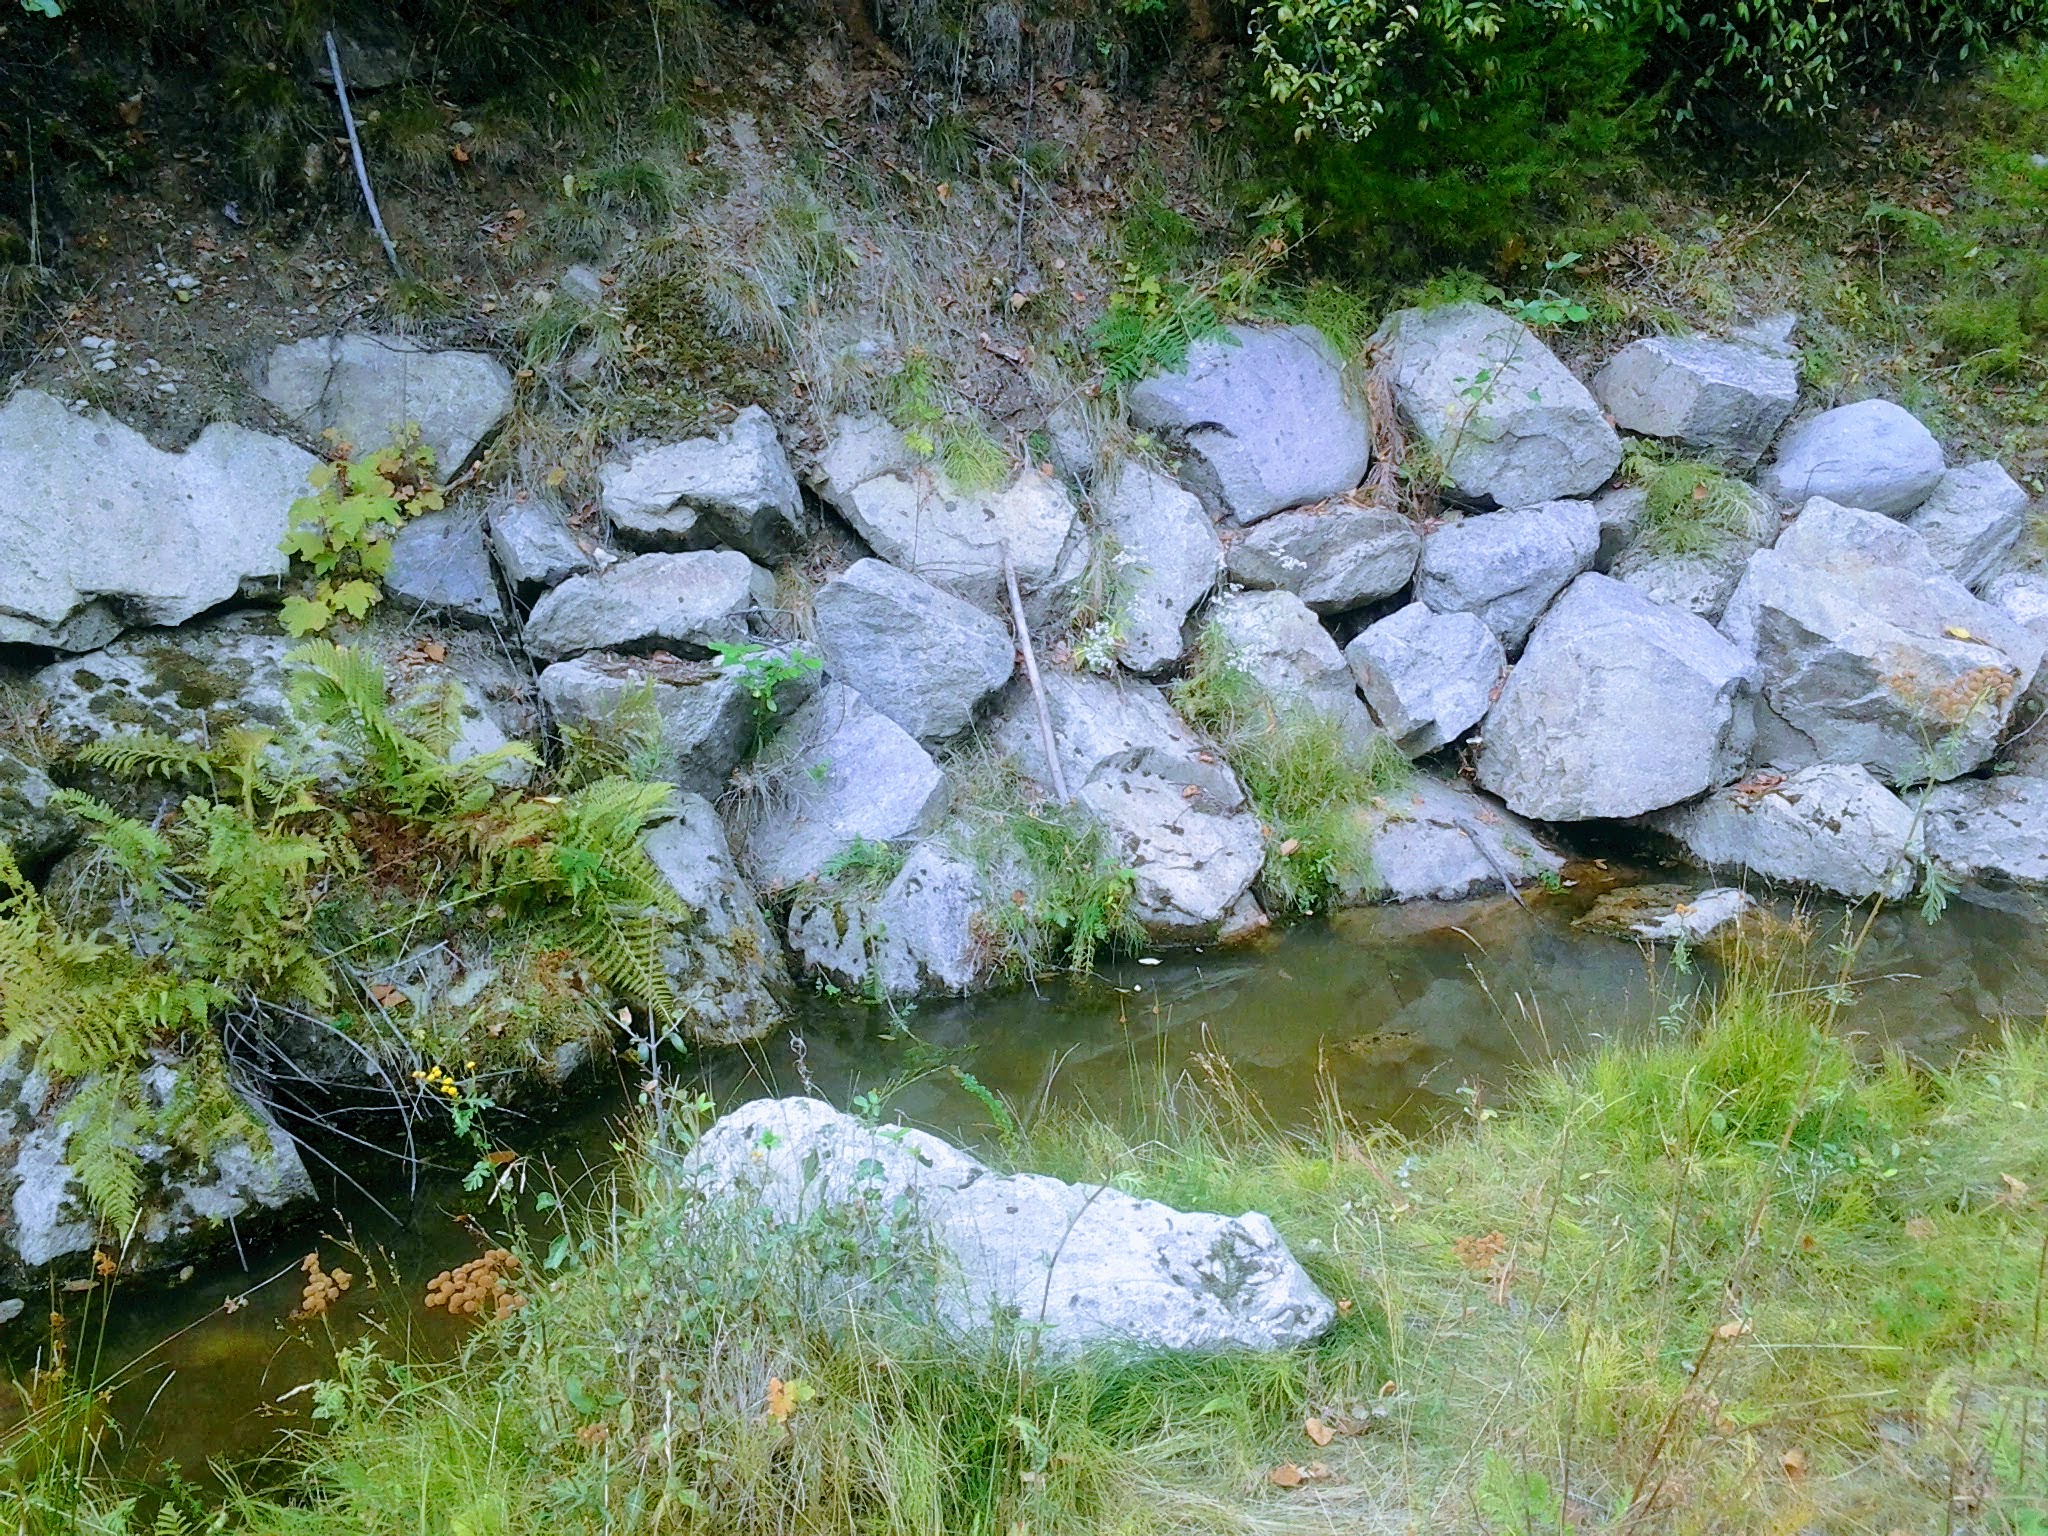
(256, 334, 513, 473)
(487, 496, 594, 601)
(1380, 303, 1622, 508)
(1477, 574, 1756, 820)
(992, 673, 1263, 939)
(1592, 334, 1799, 467)
(0, 390, 316, 651)
(1, 1047, 312, 1283)
(1417, 499, 1601, 651)
(522, 550, 769, 661)
(1336, 775, 1561, 904)
(598, 407, 806, 563)
(1720, 499, 2042, 782)
(1, 749, 69, 867)
(735, 682, 951, 890)
(1759, 400, 1943, 515)
(687, 1096, 1335, 1360)
(384, 507, 507, 627)
(787, 837, 995, 999)
(539, 653, 755, 797)
(1126, 325, 1369, 523)
(811, 559, 1013, 743)
(812, 417, 1083, 620)
(1223, 502, 1420, 615)
(1345, 602, 1504, 757)
(1921, 776, 2048, 904)
(1095, 464, 1219, 675)
(1901, 460, 2029, 591)
(1206, 589, 1379, 749)
(643, 793, 790, 1044)
(1608, 483, 1773, 624)
(1648, 765, 1923, 900)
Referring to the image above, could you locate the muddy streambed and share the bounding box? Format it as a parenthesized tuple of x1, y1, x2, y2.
(8, 874, 2047, 1485)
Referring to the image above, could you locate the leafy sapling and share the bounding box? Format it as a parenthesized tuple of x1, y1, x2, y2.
(279, 428, 443, 636)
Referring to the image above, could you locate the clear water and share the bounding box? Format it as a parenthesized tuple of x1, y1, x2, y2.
(8, 872, 2045, 1484)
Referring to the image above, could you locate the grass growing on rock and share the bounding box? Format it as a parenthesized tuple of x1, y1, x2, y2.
(1174, 624, 1410, 913)
(17, 962, 2044, 1533)
(1621, 444, 1773, 560)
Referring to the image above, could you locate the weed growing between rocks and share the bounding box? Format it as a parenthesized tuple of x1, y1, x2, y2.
(1622, 442, 1772, 560)
(1174, 624, 1410, 914)
(15, 959, 2044, 1532)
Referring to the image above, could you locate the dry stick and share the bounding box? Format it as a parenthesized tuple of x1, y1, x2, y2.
(1014, 61, 1034, 279)
(1004, 543, 1068, 806)
(324, 30, 402, 275)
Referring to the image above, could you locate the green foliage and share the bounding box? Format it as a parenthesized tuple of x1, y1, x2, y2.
(1089, 269, 1224, 386)
(1623, 442, 1769, 558)
(278, 432, 444, 637)
(883, 354, 1010, 492)
(1174, 624, 1410, 914)
(817, 836, 907, 894)
(704, 640, 823, 732)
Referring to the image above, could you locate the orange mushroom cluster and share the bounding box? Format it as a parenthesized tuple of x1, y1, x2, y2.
(424, 1248, 526, 1321)
(293, 1252, 353, 1319)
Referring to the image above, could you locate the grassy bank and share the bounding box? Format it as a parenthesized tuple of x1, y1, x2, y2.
(10, 967, 2046, 1534)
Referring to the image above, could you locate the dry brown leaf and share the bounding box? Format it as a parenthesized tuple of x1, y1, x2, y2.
(1336, 1297, 1355, 1317)
(1780, 1447, 1808, 1478)
(369, 982, 404, 1007)
(1304, 1416, 1334, 1447)
(1904, 1215, 1936, 1240)
(1715, 1318, 1753, 1340)
(1268, 1464, 1305, 1489)
(420, 640, 448, 663)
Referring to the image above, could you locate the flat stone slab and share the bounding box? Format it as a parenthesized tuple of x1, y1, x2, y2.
(1224, 502, 1419, 615)
(1593, 334, 1799, 467)
(1346, 601, 1505, 757)
(522, 550, 769, 661)
(257, 334, 513, 473)
(811, 558, 1013, 743)
(1418, 500, 1600, 651)
(1648, 764, 1923, 900)
(1096, 464, 1220, 675)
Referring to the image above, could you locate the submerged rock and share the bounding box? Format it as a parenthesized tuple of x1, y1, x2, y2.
(1417, 499, 1601, 651)
(1345, 602, 1505, 757)
(1649, 765, 1923, 901)
(1223, 501, 1420, 615)
(1592, 334, 1799, 467)
(811, 559, 1013, 743)
(1126, 325, 1369, 523)
(1096, 464, 1220, 676)
(1759, 400, 1943, 516)
(1380, 303, 1622, 508)
(256, 334, 513, 473)
(598, 407, 806, 563)
(688, 1096, 1336, 1360)
(522, 550, 769, 661)
(1577, 884, 1754, 945)
(0, 389, 317, 651)
(643, 793, 790, 1044)
(1476, 574, 1756, 820)
(734, 682, 951, 890)
(1721, 499, 2041, 782)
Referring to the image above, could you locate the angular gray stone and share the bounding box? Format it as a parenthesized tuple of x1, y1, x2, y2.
(1096, 464, 1219, 676)
(1, 1047, 312, 1282)
(736, 682, 951, 889)
(1649, 764, 1923, 900)
(256, 334, 513, 473)
(522, 550, 768, 661)
(1345, 601, 1505, 756)
(992, 673, 1263, 939)
(1608, 485, 1772, 623)
(643, 793, 790, 1044)
(488, 496, 594, 601)
(598, 407, 806, 562)
(687, 1096, 1335, 1361)
(539, 653, 754, 797)
(1380, 303, 1622, 508)
(1759, 400, 1944, 516)
(384, 508, 506, 627)
(1592, 486, 1647, 570)
(1206, 588, 1379, 749)
(0, 390, 317, 651)
(811, 559, 1013, 743)
(787, 837, 994, 999)
(1579, 884, 1754, 945)
(1477, 573, 1757, 820)
(1224, 502, 1420, 615)
(1901, 460, 2030, 591)
(811, 417, 1084, 620)
(1985, 571, 2048, 771)
(1126, 325, 1369, 523)
(1417, 499, 1601, 651)
(1592, 335, 1799, 466)
(0, 749, 69, 867)
(1720, 499, 2042, 782)
(1921, 776, 2048, 903)
(1336, 775, 1561, 904)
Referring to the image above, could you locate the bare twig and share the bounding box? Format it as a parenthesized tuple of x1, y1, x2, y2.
(1003, 543, 1068, 806)
(324, 30, 402, 275)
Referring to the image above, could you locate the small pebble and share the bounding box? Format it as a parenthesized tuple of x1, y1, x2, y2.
(93, 358, 117, 373)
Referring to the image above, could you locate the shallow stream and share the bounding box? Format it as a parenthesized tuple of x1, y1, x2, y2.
(9, 870, 2048, 1486)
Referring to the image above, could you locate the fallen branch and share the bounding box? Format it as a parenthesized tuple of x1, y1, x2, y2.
(1004, 544, 1069, 806)
(324, 30, 402, 275)
(1452, 813, 1529, 910)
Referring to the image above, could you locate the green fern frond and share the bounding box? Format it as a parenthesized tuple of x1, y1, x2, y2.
(75, 730, 213, 784)
(61, 1072, 147, 1235)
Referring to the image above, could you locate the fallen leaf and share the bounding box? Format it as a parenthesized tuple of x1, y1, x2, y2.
(1780, 1447, 1808, 1478)
(1337, 1298, 1355, 1316)
(1715, 1318, 1754, 1341)
(1277, 837, 1302, 857)
(1268, 1463, 1306, 1489)
(419, 640, 448, 663)
(450, 143, 471, 164)
(1998, 1171, 2030, 1205)
(369, 982, 404, 1007)
(1946, 626, 1974, 641)
(1904, 1215, 1936, 1240)
(1181, 783, 1200, 800)
(1304, 1416, 1334, 1447)
(486, 1150, 518, 1167)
